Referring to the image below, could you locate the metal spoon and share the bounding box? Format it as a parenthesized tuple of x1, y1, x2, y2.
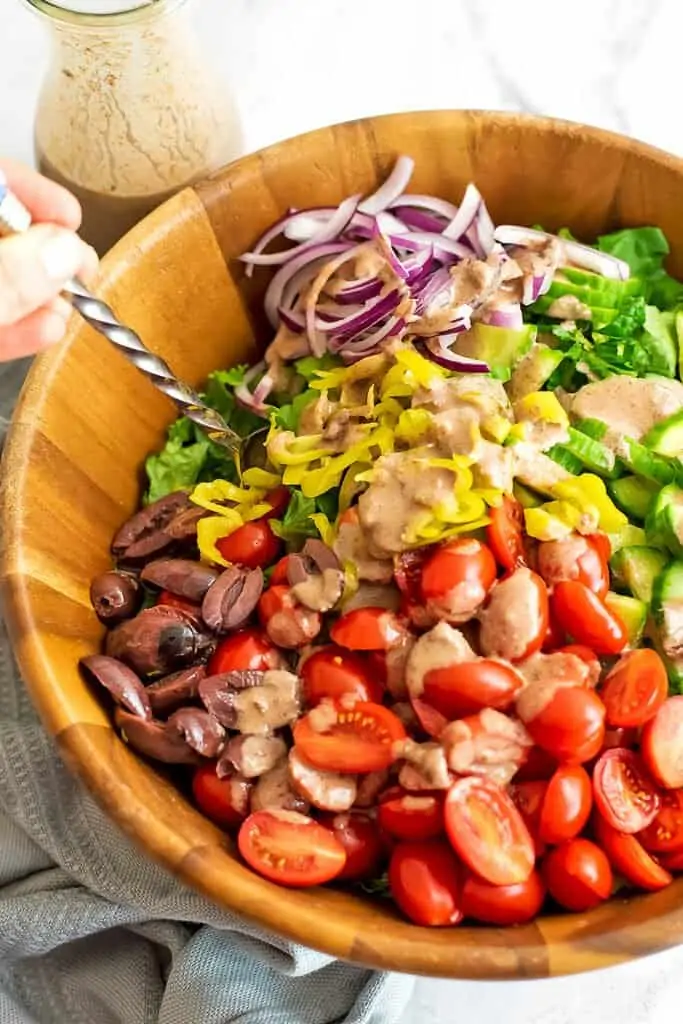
(0, 180, 268, 459)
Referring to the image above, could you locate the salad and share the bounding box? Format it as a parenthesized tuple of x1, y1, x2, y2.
(82, 156, 683, 929)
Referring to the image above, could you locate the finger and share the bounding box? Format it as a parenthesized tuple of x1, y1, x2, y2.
(0, 225, 98, 326)
(0, 306, 69, 362)
(0, 159, 82, 230)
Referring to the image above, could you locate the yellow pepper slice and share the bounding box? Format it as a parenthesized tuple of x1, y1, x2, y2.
(196, 515, 242, 567)
(551, 474, 627, 533)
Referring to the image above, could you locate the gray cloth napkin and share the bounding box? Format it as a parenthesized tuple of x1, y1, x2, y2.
(0, 613, 414, 1024)
(0, 362, 414, 1024)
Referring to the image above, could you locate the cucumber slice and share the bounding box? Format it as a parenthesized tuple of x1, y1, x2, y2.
(610, 545, 669, 604)
(563, 427, 618, 477)
(546, 445, 584, 475)
(618, 437, 676, 486)
(455, 323, 536, 382)
(605, 592, 647, 646)
(607, 524, 648, 553)
(608, 475, 659, 521)
(651, 561, 683, 666)
(506, 343, 566, 402)
(573, 418, 608, 442)
(642, 409, 683, 457)
(645, 483, 683, 556)
(676, 309, 683, 383)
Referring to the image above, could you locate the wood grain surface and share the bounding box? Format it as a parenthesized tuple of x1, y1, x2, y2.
(3, 111, 683, 979)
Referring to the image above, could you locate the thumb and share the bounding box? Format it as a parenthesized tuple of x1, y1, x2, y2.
(0, 224, 93, 327)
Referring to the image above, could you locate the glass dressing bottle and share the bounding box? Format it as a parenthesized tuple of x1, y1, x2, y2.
(26, 0, 243, 254)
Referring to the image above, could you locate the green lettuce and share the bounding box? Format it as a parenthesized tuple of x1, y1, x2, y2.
(597, 227, 683, 310)
(144, 366, 264, 503)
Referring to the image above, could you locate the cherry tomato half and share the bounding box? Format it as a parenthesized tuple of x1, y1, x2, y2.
(269, 556, 291, 586)
(512, 745, 558, 783)
(639, 789, 683, 854)
(388, 840, 463, 927)
(526, 685, 606, 764)
(538, 764, 593, 845)
(261, 485, 291, 520)
(216, 519, 281, 569)
(551, 581, 627, 656)
(318, 812, 384, 881)
(421, 658, 523, 721)
(601, 649, 668, 728)
(378, 789, 444, 841)
(537, 535, 609, 599)
(258, 585, 321, 649)
(444, 776, 535, 886)
(208, 627, 281, 675)
(641, 696, 683, 790)
(157, 590, 201, 614)
(486, 495, 526, 571)
(461, 869, 546, 926)
(293, 701, 406, 774)
(542, 838, 613, 912)
(301, 646, 383, 706)
(479, 567, 549, 663)
(192, 764, 250, 829)
(330, 607, 406, 651)
(509, 779, 548, 857)
(658, 848, 683, 872)
(238, 809, 346, 887)
(593, 748, 661, 835)
(593, 813, 673, 892)
(420, 538, 497, 622)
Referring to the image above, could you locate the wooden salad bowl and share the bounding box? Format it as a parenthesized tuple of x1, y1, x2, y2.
(3, 111, 683, 979)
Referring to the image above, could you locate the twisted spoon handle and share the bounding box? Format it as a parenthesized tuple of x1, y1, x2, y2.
(0, 181, 241, 453)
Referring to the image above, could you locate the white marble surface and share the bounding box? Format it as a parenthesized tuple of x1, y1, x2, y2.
(4, 0, 683, 1021)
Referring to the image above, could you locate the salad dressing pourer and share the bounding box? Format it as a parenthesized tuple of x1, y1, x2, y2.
(0, 176, 245, 454)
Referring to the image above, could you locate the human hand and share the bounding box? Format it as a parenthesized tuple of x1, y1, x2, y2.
(0, 160, 98, 361)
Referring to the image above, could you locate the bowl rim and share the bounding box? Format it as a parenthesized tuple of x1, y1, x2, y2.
(4, 109, 683, 980)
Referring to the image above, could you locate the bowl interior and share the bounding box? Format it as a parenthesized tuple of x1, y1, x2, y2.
(4, 110, 683, 979)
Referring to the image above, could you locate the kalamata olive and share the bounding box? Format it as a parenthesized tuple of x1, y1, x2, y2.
(105, 605, 214, 676)
(201, 566, 264, 633)
(198, 672, 262, 727)
(163, 505, 207, 542)
(199, 669, 301, 735)
(146, 665, 207, 715)
(90, 571, 141, 623)
(287, 540, 343, 613)
(111, 491, 191, 561)
(80, 654, 152, 720)
(115, 708, 201, 764)
(354, 769, 390, 808)
(166, 708, 225, 758)
(218, 734, 288, 779)
(141, 559, 220, 602)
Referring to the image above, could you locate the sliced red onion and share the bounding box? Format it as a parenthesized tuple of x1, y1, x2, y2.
(480, 304, 523, 329)
(388, 193, 459, 221)
(327, 291, 402, 348)
(264, 242, 350, 328)
(467, 201, 496, 257)
(415, 338, 489, 374)
(234, 360, 275, 415)
(372, 222, 409, 281)
(305, 243, 377, 356)
(413, 266, 452, 314)
(240, 195, 359, 274)
(340, 317, 406, 363)
(391, 207, 447, 233)
(283, 208, 337, 242)
(388, 232, 473, 261)
(334, 277, 384, 304)
(494, 225, 630, 281)
(357, 156, 415, 215)
(277, 307, 306, 333)
(442, 184, 483, 241)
